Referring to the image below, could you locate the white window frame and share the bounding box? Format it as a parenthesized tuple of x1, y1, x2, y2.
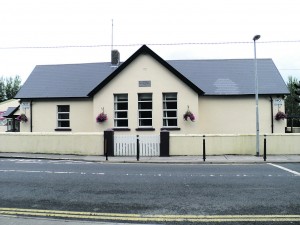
(57, 105, 70, 128)
(162, 93, 178, 127)
(138, 93, 153, 127)
(114, 94, 128, 128)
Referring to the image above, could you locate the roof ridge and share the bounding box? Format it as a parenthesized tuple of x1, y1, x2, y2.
(166, 58, 273, 62)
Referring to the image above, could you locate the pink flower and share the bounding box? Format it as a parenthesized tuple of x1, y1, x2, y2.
(96, 112, 107, 123)
(183, 111, 195, 122)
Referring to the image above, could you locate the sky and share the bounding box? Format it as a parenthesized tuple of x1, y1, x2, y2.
(1, 0, 300, 84)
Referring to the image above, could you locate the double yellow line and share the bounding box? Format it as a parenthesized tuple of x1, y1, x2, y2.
(0, 208, 300, 222)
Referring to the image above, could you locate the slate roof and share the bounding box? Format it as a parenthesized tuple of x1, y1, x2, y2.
(168, 59, 289, 95)
(3, 107, 19, 117)
(15, 45, 289, 99)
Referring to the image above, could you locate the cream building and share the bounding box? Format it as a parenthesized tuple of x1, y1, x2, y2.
(0, 99, 20, 132)
(14, 45, 289, 134)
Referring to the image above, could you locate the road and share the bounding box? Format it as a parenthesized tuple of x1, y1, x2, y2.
(0, 158, 299, 224)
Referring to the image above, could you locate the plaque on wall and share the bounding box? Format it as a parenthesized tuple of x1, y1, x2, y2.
(139, 80, 151, 87)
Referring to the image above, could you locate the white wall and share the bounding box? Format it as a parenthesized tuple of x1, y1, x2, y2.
(20, 99, 93, 132)
(0, 132, 103, 155)
(198, 96, 286, 134)
(93, 54, 199, 134)
(0, 132, 298, 156)
(170, 134, 299, 155)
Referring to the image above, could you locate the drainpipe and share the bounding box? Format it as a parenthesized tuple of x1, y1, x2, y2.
(270, 96, 274, 133)
(30, 100, 33, 132)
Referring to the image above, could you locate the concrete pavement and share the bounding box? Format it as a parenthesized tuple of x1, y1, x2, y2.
(0, 215, 154, 225)
(0, 152, 299, 163)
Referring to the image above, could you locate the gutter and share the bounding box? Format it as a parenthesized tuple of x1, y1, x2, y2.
(30, 100, 33, 132)
(270, 96, 274, 133)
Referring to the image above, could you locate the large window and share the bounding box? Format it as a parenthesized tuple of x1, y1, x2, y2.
(57, 105, 70, 128)
(138, 93, 152, 127)
(163, 93, 177, 127)
(114, 94, 128, 127)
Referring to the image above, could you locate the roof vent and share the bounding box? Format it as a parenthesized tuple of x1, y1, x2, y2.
(111, 50, 120, 66)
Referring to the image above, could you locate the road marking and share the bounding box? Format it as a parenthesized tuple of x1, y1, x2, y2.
(0, 169, 294, 177)
(0, 169, 101, 175)
(268, 163, 300, 176)
(0, 208, 299, 222)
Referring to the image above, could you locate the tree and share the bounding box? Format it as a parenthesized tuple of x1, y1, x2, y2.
(0, 77, 5, 102)
(0, 75, 22, 102)
(285, 76, 300, 127)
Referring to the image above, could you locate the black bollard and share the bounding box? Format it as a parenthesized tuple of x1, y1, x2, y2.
(137, 135, 140, 161)
(203, 135, 206, 162)
(263, 134, 267, 161)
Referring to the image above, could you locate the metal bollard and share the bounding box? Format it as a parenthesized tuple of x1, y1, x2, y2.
(203, 135, 206, 162)
(137, 135, 140, 161)
(263, 134, 267, 161)
(105, 139, 108, 161)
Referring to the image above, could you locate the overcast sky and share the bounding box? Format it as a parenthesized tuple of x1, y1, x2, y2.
(1, 0, 300, 83)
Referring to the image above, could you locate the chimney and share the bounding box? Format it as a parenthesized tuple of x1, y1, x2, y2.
(111, 50, 120, 66)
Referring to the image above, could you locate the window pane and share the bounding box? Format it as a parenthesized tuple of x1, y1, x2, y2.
(115, 94, 128, 101)
(139, 111, 152, 118)
(58, 121, 70, 127)
(164, 101, 177, 109)
(138, 93, 152, 101)
(138, 101, 152, 109)
(163, 119, 177, 127)
(163, 111, 177, 117)
(58, 105, 69, 112)
(115, 102, 128, 110)
(139, 119, 152, 126)
(115, 119, 128, 127)
(58, 114, 69, 119)
(164, 93, 177, 100)
(114, 111, 127, 118)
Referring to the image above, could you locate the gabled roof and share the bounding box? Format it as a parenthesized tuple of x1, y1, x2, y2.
(168, 59, 289, 95)
(88, 45, 204, 96)
(15, 63, 116, 99)
(3, 106, 19, 118)
(15, 45, 289, 99)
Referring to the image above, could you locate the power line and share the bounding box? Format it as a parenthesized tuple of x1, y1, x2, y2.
(280, 69, 300, 70)
(1, 40, 300, 50)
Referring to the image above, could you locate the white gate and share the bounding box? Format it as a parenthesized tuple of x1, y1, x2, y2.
(114, 135, 160, 156)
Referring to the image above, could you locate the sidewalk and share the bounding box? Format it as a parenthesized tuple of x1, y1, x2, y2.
(0, 152, 300, 164)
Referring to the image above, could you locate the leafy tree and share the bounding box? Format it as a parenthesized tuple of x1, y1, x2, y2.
(0, 75, 22, 102)
(5, 76, 21, 100)
(285, 76, 300, 127)
(0, 77, 5, 102)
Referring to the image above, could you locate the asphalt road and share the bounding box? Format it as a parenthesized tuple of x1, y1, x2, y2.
(0, 158, 299, 224)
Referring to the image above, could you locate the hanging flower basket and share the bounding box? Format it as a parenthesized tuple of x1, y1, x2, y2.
(275, 111, 287, 121)
(96, 108, 107, 123)
(183, 106, 195, 122)
(16, 113, 28, 123)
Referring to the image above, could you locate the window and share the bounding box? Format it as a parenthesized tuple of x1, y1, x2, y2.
(114, 94, 128, 127)
(138, 93, 152, 127)
(57, 105, 70, 128)
(163, 93, 177, 127)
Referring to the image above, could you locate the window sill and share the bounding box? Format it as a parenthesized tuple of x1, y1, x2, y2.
(55, 128, 72, 132)
(161, 127, 181, 131)
(113, 128, 131, 131)
(136, 127, 155, 131)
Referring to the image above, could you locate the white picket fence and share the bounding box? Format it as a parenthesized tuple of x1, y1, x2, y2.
(114, 135, 160, 156)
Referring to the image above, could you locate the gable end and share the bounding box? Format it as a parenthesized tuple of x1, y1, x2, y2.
(88, 45, 205, 96)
